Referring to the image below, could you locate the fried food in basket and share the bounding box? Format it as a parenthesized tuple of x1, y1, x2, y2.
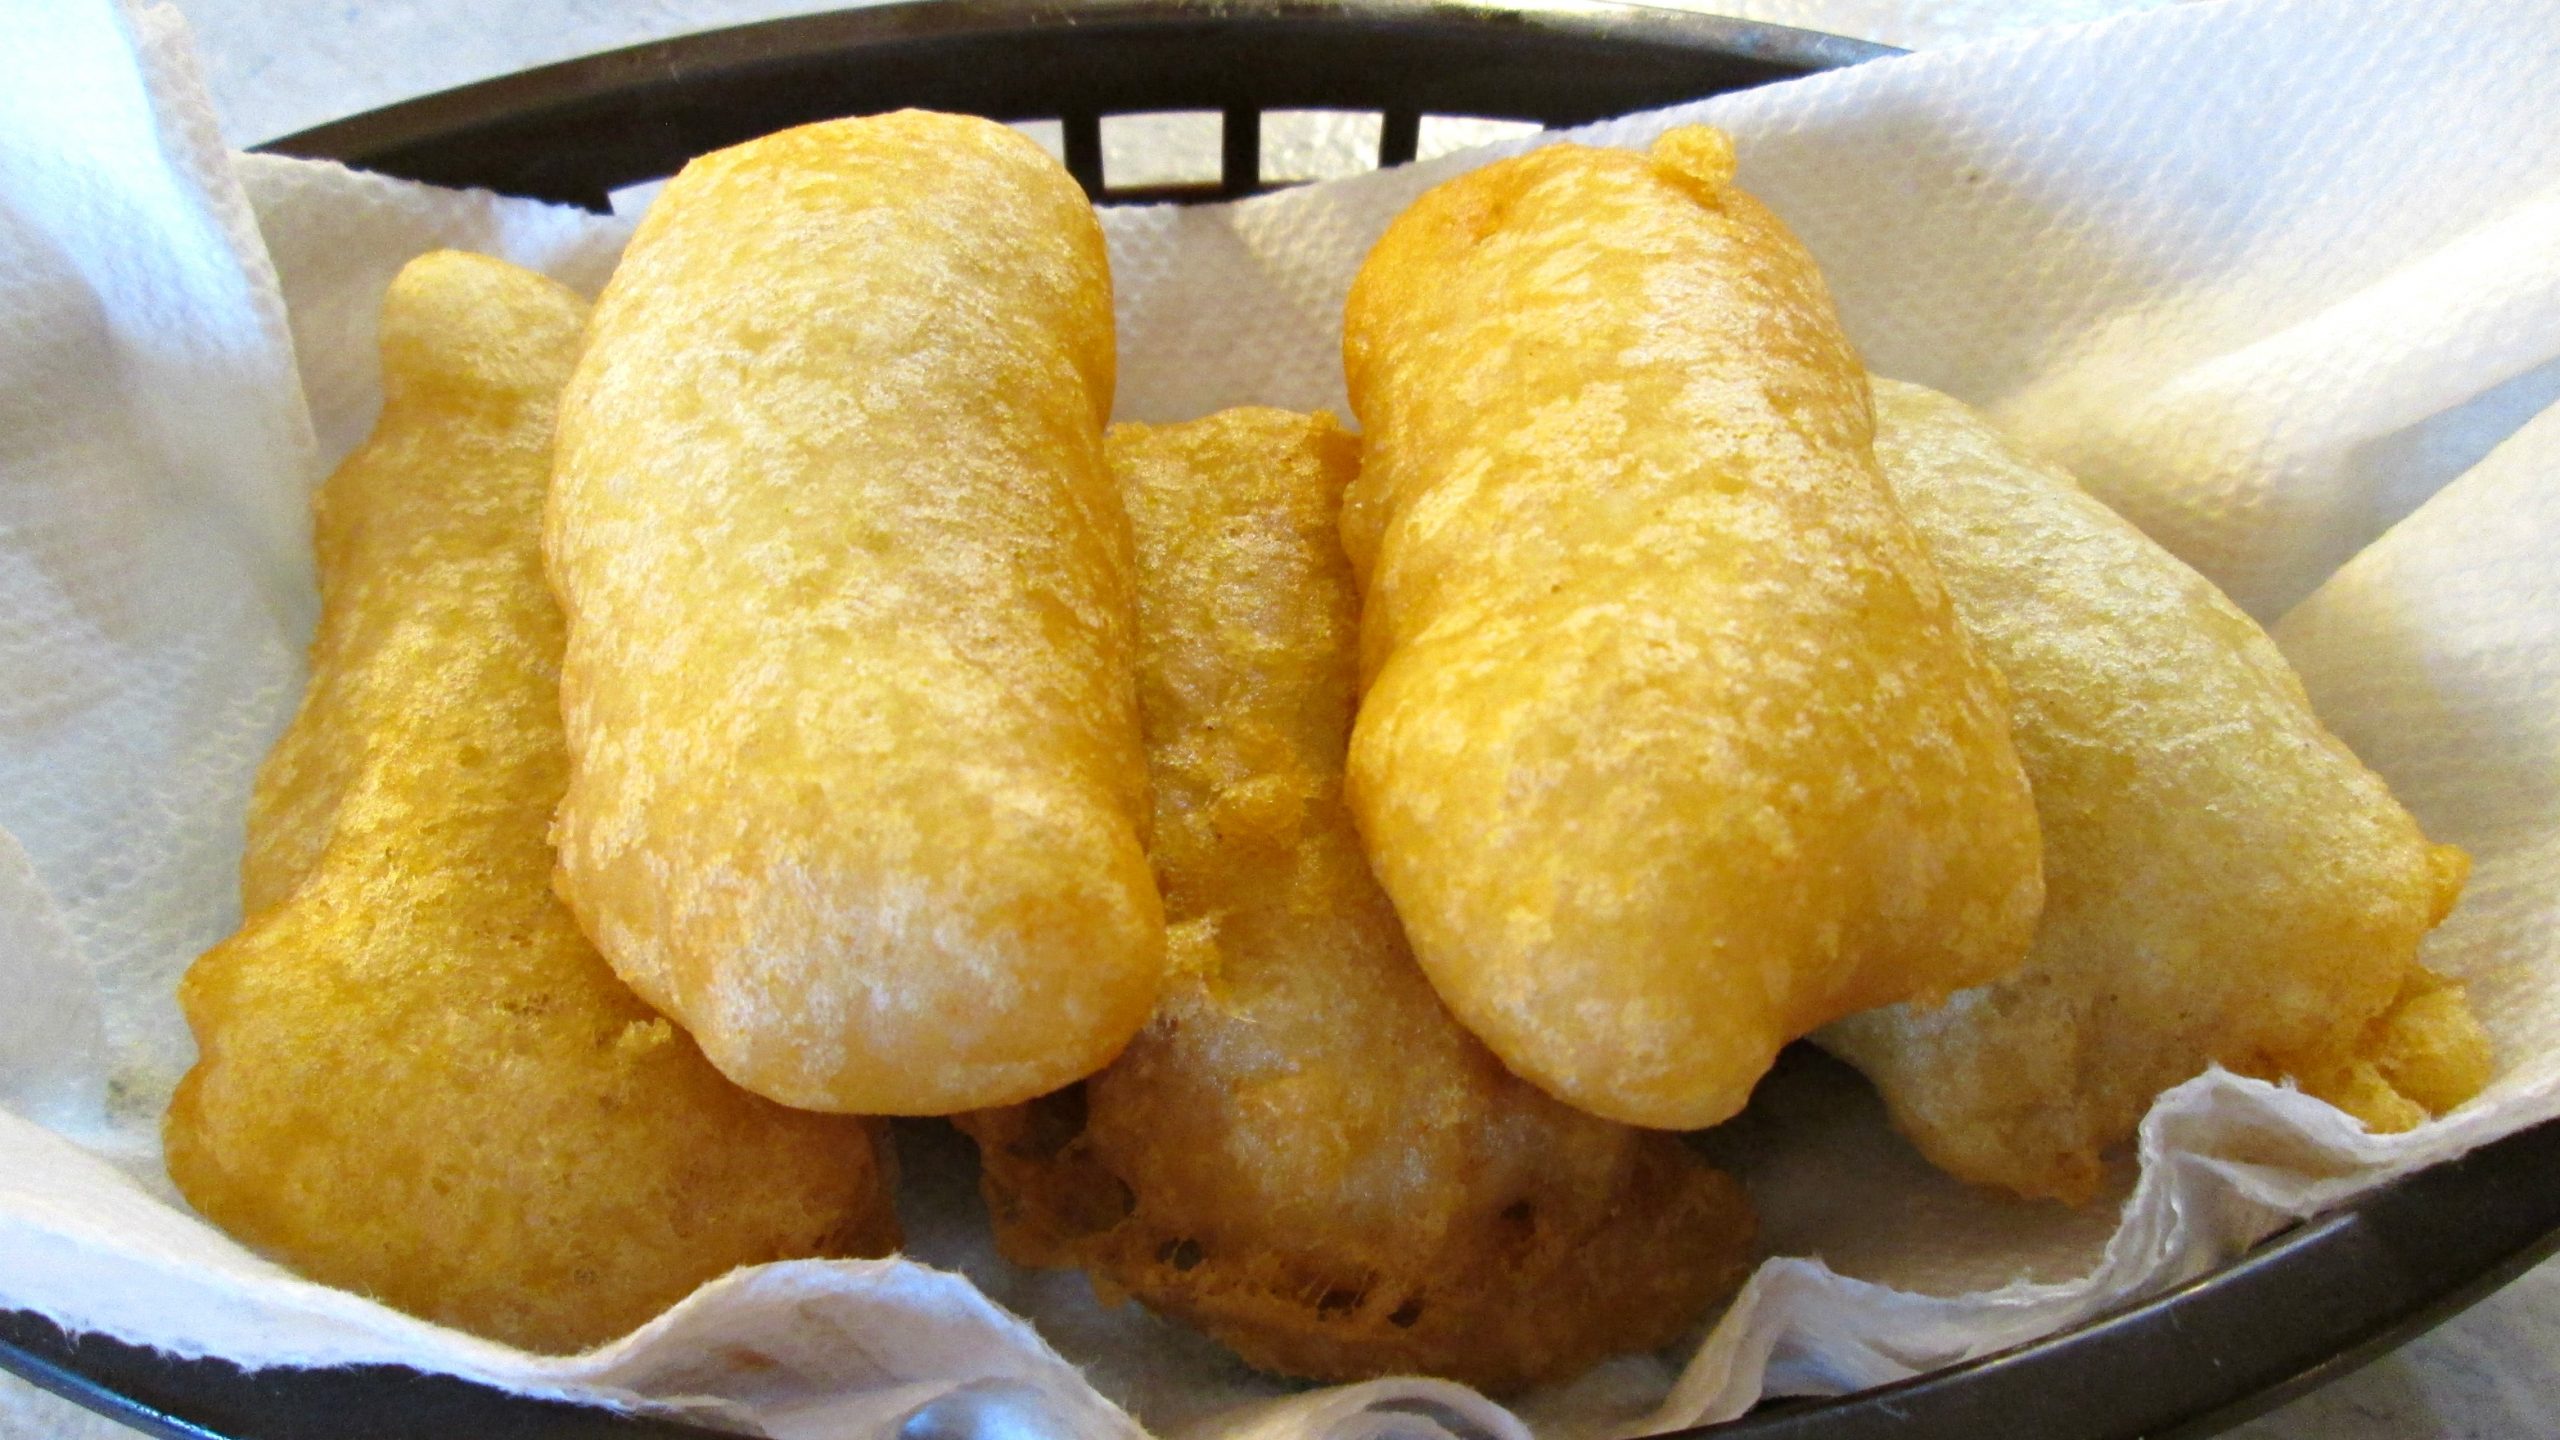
(1817, 380, 2491, 1203)
(961, 408, 1754, 1389)
(1337, 126, 2045, 1131)
(545, 112, 1164, 1116)
(164, 251, 900, 1354)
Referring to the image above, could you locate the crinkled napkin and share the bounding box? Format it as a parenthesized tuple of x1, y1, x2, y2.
(3, 0, 2557, 1436)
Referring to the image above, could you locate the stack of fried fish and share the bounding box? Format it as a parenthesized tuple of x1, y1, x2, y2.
(165, 113, 2486, 1387)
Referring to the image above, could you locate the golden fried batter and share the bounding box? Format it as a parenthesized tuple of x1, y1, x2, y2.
(961, 409, 1753, 1390)
(1339, 128, 2044, 1131)
(546, 112, 1164, 1116)
(165, 252, 899, 1354)
(1818, 380, 2490, 1203)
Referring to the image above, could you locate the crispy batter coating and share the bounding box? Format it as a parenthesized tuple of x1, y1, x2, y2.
(961, 409, 1753, 1390)
(1818, 380, 2491, 1203)
(164, 252, 899, 1354)
(1338, 128, 2044, 1130)
(545, 112, 1164, 1115)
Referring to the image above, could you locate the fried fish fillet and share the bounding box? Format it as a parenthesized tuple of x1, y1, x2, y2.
(165, 251, 899, 1353)
(1817, 380, 2491, 1203)
(546, 112, 1164, 1116)
(961, 409, 1753, 1390)
(1339, 128, 2044, 1131)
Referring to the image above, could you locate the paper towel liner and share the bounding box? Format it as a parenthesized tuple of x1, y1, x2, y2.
(2, 0, 2556, 1436)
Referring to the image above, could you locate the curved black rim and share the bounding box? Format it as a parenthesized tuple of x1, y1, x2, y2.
(1717, 1114, 2560, 1439)
(11, 2, 2554, 1437)
(257, 0, 1893, 208)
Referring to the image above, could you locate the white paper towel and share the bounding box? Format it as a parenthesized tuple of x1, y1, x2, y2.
(3, 0, 2558, 1436)
(0, 0, 312, 1188)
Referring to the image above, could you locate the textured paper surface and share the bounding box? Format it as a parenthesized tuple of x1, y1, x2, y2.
(3, 0, 2557, 1436)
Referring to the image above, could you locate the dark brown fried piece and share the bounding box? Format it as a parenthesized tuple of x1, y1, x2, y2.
(960, 408, 1753, 1390)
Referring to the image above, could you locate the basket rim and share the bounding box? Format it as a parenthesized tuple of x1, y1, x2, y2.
(257, 0, 1897, 206)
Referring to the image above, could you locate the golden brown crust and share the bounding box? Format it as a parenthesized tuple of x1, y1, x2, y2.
(1339, 129, 2044, 1130)
(961, 408, 1753, 1392)
(165, 251, 899, 1354)
(1817, 380, 2489, 1203)
(545, 112, 1164, 1115)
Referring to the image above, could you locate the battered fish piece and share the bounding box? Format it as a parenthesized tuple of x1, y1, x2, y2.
(962, 410, 1753, 1389)
(1340, 128, 2044, 1131)
(1818, 380, 2490, 1203)
(166, 252, 899, 1353)
(547, 112, 1164, 1115)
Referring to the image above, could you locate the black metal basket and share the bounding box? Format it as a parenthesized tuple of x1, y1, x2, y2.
(7, 3, 2556, 1438)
